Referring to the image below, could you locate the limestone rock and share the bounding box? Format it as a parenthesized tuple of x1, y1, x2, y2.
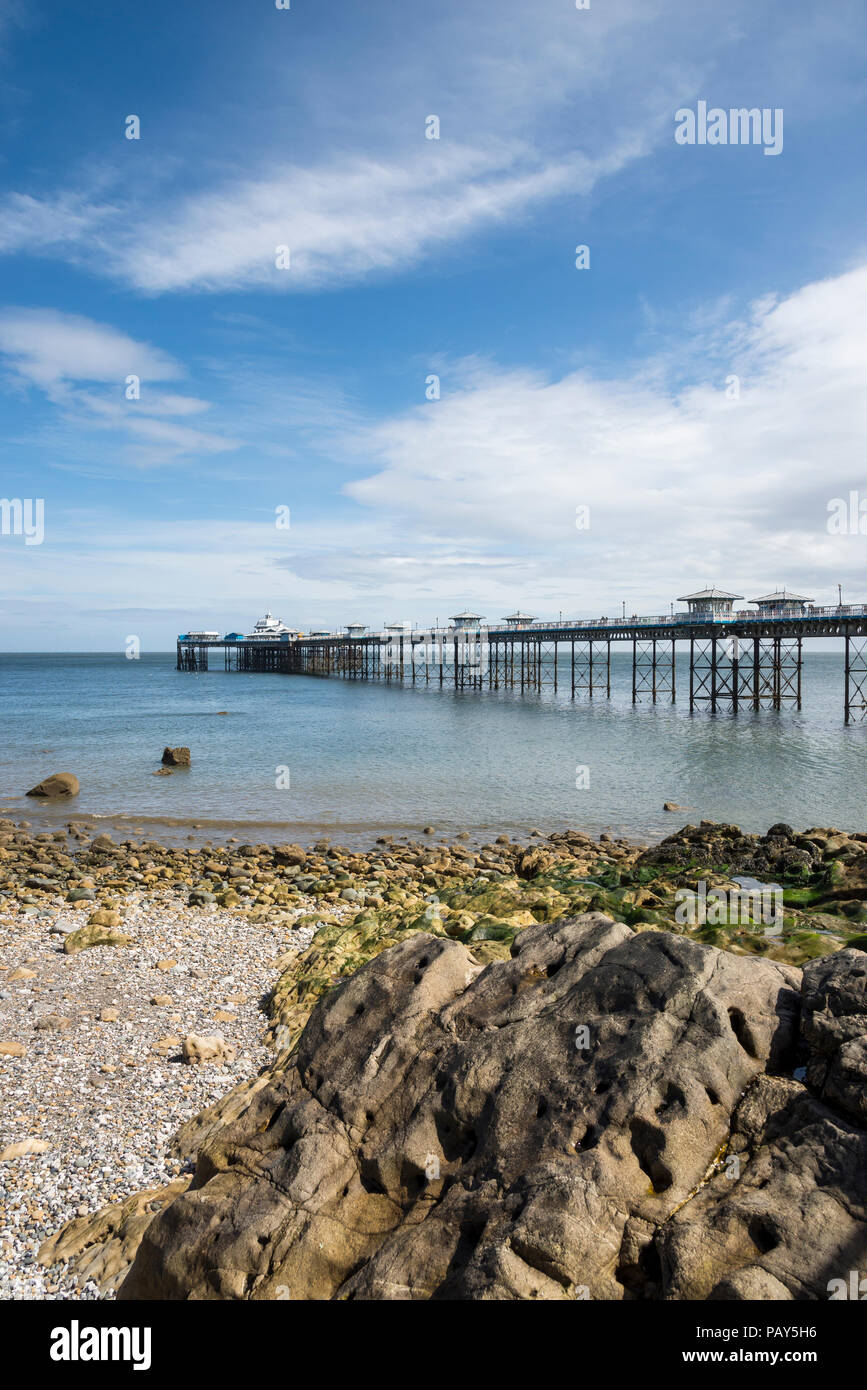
(120, 915, 804, 1300)
(801, 947, 867, 1122)
(64, 922, 132, 954)
(162, 747, 191, 767)
(182, 1032, 235, 1065)
(0, 1040, 26, 1058)
(38, 1179, 190, 1295)
(273, 845, 307, 867)
(1, 1137, 52, 1160)
(658, 1073, 867, 1301)
(34, 1013, 72, 1032)
(515, 847, 551, 879)
(88, 908, 122, 928)
(25, 772, 79, 799)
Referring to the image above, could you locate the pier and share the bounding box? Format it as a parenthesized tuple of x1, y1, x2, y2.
(177, 590, 867, 723)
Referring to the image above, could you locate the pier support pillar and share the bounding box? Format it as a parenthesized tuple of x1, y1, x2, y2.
(845, 634, 867, 723)
(633, 638, 675, 703)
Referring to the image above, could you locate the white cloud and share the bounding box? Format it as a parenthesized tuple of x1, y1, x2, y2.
(332, 263, 867, 614)
(0, 139, 645, 295)
(0, 309, 236, 465)
(3, 265, 867, 640)
(0, 309, 179, 392)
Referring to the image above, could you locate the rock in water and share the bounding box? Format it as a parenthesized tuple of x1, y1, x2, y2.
(25, 772, 79, 798)
(120, 913, 863, 1302)
(162, 746, 191, 767)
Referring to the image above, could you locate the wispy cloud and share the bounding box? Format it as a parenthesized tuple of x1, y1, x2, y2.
(0, 309, 237, 466)
(0, 138, 647, 294)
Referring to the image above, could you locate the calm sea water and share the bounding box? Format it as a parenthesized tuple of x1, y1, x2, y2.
(0, 650, 864, 847)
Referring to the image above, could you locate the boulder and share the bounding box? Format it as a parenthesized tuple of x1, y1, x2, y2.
(515, 846, 551, 879)
(25, 772, 79, 799)
(273, 845, 307, 867)
(161, 747, 191, 767)
(120, 915, 807, 1301)
(658, 1074, 867, 1301)
(801, 948, 867, 1123)
(38, 1179, 190, 1295)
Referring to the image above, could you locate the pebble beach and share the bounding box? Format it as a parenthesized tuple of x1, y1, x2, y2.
(0, 821, 342, 1299)
(3, 810, 866, 1300)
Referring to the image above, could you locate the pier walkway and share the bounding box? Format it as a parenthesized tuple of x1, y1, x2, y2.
(178, 600, 867, 724)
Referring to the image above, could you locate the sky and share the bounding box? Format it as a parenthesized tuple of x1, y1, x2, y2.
(0, 0, 866, 649)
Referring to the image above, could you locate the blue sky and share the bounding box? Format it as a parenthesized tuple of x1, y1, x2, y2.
(0, 0, 865, 648)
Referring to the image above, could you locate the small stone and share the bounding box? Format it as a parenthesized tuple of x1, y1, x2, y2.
(182, 1032, 235, 1065)
(64, 922, 132, 954)
(155, 959, 177, 972)
(150, 994, 173, 1007)
(0, 1040, 26, 1057)
(88, 908, 122, 928)
(0, 1138, 52, 1161)
(99, 1008, 119, 1023)
(34, 1014, 72, 1032)
(8, 967, 37, 981)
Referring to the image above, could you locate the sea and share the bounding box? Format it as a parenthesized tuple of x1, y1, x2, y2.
(0, 649, 864, 848)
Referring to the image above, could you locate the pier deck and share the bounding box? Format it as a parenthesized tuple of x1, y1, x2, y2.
(178, 605, 867, 723)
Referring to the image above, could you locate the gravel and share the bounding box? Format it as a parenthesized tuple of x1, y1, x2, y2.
(0, 890, 324, 1299)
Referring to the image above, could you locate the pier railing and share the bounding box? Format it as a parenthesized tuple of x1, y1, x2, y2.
(177, 604, 867, 722)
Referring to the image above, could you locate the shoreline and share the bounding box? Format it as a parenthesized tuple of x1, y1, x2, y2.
(2, 814, 866, 1298)
(0, 802, 656, 853)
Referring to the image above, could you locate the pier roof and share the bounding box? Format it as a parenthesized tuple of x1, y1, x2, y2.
(750, 589, 813, 604)
(677, 587, 744, 601)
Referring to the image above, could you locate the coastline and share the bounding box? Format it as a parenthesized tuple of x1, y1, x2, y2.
(2, 814, 866, 1299)
(0, 803, 658, 853)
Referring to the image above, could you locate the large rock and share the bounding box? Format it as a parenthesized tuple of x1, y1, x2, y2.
(658, 1073, 867, 1300)
(39, 1179, 190, 1295)
(162, 747, 190, 767)
(801, 948, 867, 1123)
(120, 915, 813, 1301)
(25, 772, 79, 798)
